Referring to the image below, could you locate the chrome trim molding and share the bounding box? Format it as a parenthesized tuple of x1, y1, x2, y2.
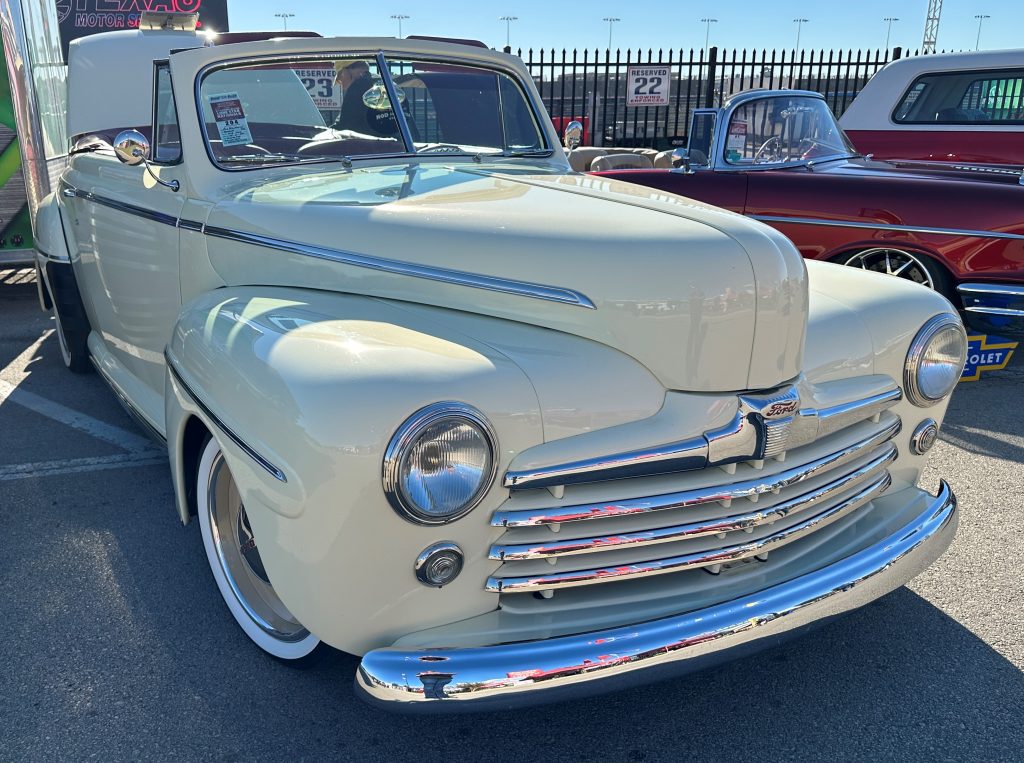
(489, 443, 897, 562)
(958, 283, 1024, 298)
(90, 358, 167, 446)
(34, 245, 70, 264)
(503, 385, 901, 492)
(59, 180, 593, 310)
(203, 225, 596, 309)
(492, 417, 901, 528)
(355, 482, 957, 712)
(964, 306, 1024, 317)
(60, 181, 179, 228)
(165, 355, 287, 483)
(486, 472, 893, 593)
(904, 314, 968, 408)
(382, 402, 498, 526)
(751, 214, 1024, 242)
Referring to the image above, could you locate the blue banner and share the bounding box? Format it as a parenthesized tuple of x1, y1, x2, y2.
(961, 335, 1017, 382)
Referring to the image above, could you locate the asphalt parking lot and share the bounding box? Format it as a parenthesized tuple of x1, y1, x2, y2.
(1, 267, 1022, 762)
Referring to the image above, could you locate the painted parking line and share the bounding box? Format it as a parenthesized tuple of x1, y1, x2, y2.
(0, 330, 160, 454)
(0, 452, 167, 481)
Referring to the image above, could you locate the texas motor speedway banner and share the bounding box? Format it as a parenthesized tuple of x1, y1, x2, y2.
(56, 0, 230, 60)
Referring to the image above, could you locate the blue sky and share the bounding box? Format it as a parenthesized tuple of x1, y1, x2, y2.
(225, 0, 1022, 54)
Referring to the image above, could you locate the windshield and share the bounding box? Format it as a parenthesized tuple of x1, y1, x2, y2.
(198, 54, 548, 169)
(723, 95, 856, 166)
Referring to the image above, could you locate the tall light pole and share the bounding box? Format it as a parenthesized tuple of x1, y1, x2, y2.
(499, 15, 518, 49)
(793, 18, 809, 51)
(603, 17, 620, 50)
(974, 14, 990, 50)
(701, 18, 718, 54)
(274, 12, 294, 30)
(391, 14, 409, 38)
(883, 17, 899, 50)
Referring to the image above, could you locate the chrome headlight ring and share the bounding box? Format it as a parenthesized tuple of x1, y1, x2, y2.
(904, 313, 968, 408)
(382, 402, 499, 525)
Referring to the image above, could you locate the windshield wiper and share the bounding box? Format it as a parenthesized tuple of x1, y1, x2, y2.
(218, 153, 325, 165)
(417, 143, 479, 155)
(502, 149, 555, 158)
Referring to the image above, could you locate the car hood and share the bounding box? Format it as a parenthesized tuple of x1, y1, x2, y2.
(202, 163, 807, 392)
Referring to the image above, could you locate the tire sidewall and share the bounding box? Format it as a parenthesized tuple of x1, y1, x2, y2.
(196, 436, 321, 661)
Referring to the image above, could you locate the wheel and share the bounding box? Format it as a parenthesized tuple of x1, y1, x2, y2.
(44, 261, 92, 373)
(840, 248, 953, 296)
(196, 436, 328, 664)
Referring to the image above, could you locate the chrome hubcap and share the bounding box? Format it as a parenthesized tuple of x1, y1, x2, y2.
(207, 452, 309, 643)
(843, 248, 935, 290)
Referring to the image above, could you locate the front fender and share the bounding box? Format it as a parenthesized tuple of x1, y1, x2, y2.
(164, 286, 543, 654)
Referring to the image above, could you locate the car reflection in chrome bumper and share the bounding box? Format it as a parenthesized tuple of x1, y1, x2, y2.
(959, 283, 1024, 338)
(355, 482, 957, 713)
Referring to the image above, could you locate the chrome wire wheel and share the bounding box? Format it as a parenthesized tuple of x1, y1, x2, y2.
(842, 248, 937, 290)
(197, 438, 320, 660)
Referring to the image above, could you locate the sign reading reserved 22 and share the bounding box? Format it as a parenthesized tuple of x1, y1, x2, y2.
(627, 66, 670, 107)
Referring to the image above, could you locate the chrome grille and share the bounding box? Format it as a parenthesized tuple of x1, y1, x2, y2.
(487, 393, 902, 598)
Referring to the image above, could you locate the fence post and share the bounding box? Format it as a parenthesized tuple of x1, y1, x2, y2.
(892, 46, 903, 61)
(704, 46, 718, 108)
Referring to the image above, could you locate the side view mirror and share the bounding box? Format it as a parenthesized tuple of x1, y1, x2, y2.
(671, 147, 692, 173)
(112, 129, 180, 192)
(563, 120, 583, 151)
(113, 129, 150, 166)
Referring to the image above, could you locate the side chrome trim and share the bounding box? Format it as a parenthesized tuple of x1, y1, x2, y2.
(34, 245, 70, 264)
(751, 214, 1024, 241)
(489, 443, 897, 561)
(203, 225, 596, 309)
(503, 386, 901, 492)
(356, 482, 957, 713)
(485, 471, 893, 593)
(491, 417, 901, 528)
(178, 218, 205, 232)
(90, 357, 167, 446)
(165, 355, 287, 483)
(60, 181, 178, 228)
(958, 282, 1024, 298)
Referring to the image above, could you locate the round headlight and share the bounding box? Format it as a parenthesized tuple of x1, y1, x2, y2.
(904, 314, 967, 407)
(383, 402, 498, 525)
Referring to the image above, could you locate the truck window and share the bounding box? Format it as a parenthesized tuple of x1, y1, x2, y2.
(893, 68, 1024, 125)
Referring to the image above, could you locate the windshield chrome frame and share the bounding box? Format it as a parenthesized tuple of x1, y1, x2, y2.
(684, 90, 858, 174)
(193, 49, 551, 172)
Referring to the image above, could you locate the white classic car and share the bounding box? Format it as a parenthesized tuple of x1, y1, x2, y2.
(35, 14, 967, 711)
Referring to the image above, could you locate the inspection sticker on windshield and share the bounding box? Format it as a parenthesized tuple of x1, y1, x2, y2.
(209, 92, 253, 147)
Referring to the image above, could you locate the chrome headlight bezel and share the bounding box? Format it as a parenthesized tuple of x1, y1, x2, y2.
(382, 402, 498, 525)
(904, 313, 968, 407)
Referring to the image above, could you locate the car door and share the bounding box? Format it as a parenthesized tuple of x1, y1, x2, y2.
(62, 62, 185, 428)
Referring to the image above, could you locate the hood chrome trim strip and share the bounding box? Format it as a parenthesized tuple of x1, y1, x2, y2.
(751, 214, 1024, 241)
(60, 181, 594, 309)
(202, 225, 596, 308)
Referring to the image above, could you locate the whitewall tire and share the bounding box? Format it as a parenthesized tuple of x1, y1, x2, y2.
(196, 436, 323, 662)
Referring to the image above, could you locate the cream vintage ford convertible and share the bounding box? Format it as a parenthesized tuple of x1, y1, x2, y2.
(35, 15, 966, 711)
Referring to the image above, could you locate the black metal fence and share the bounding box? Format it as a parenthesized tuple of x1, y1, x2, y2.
(515, 46, 906, 149)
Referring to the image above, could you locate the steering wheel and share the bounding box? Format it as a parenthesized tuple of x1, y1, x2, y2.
(753, 136, 783, 164)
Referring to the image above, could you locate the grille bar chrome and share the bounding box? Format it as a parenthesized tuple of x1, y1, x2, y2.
(485, 472, 893, 593)
(502, 386, 901, 491)
(491, 417, 901, 528)
(489, 442, 897, 561)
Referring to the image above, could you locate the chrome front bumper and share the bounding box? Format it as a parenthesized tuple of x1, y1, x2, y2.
(958, 283, 1024, 337)
(355, 482, 957, 713)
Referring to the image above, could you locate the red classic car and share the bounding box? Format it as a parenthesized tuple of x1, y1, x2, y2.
(587, 89, 1024, 337)
(839, 50, 1024, 167)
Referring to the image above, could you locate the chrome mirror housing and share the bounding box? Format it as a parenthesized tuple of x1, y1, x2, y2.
(113, 129, 150, 166)
(563, 121, 583, 150)
(671, 147, 692, 173)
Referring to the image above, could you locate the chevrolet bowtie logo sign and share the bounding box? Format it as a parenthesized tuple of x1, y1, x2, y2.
(961, 335, 1017, 382)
